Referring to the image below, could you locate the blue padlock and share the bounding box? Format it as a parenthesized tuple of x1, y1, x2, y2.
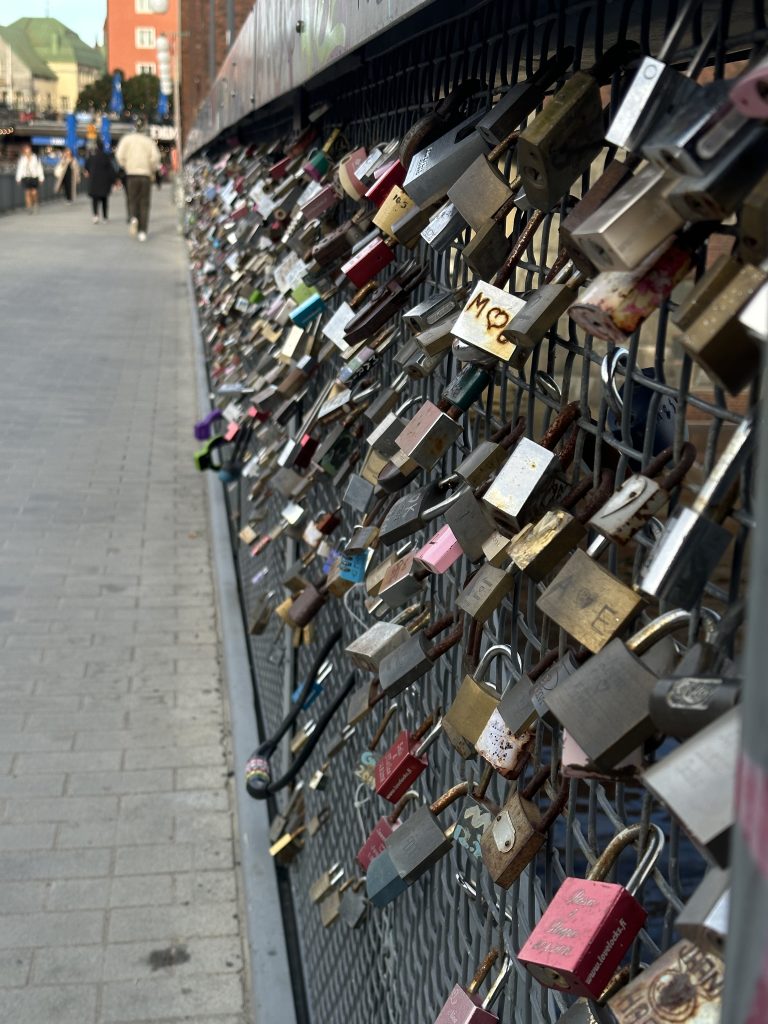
(289, 292, 325, 328)
(338, 552, 367, 586)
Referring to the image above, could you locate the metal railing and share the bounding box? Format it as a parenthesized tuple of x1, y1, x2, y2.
(185, 0, 758, 1020)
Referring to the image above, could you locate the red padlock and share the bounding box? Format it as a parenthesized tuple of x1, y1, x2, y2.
(365, 159, 407, 207)
(356, 790, 419, 871)
(341, 236, 395, 288)
(518, 823, 664, 1000)
(374, 715, 442, 804)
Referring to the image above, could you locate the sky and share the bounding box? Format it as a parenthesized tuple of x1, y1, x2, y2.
(0, 1, 106, 47)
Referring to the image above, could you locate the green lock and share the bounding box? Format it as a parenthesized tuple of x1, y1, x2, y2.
(442, 364, 493, 411)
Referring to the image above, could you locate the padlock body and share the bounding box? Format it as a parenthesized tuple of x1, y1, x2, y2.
(456, 564, 514, 623)
(374, 729, 428, 802)
(345, 621, 409, 671)
(443, 675, 501, 751)
(456, 441, 508, 488)
(435, 986, 498, 1024)
(341, 236, 395, 288)
(475, 709, 534, 778)
(587, 475, 666, 545)
(649, 675, 740, 738)
(481, 793, 545, 888)
(452, 281, 527, 362)
(607, 940, 724, 1023)
(379, 632, 434, 695)
(395, 401, 463, 470)
(638, 507, 732, 609)
(356, 815, 400, 871)
(385, 805, 452, 882)
(518, 878, 647, 998)
(483, 438, 568, 532)
(510, 509, 585, 580)
(448, 154, 514, 229)
(366, 849, 411, 907)
(415, 524, 464, 574)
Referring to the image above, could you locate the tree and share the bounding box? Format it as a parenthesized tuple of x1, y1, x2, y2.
(123, 73, 161, 117)
(76, 72, 115, 112)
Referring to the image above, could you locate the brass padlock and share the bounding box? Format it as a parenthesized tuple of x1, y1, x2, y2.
(517, 41, 641, 211)
(447, 127, 520, 230)
(308, 862, 344, 903)
(456, 564, 515, 624)
(545, 609, 690, 769)
(480, 766, 569, 889)
(736, 168, 768, 265)
(536, 544, 645, 655)
(443, 644, 517, 758)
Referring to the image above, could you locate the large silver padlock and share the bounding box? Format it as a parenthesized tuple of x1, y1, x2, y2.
(403, 111, 490, 208)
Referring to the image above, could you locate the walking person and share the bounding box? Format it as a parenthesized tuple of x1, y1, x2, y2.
(15, 144, 45, 213)
(54, 148, 80, 204)
(115, 121, 161, 242)
(84, 139, 117, 224)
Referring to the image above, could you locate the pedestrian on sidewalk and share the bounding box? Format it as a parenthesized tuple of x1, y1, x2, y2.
(115, 120, 161, 243)
(15, 144, 45, 213)
(84, 139, 117, 223)
(54, 148, 80, 204)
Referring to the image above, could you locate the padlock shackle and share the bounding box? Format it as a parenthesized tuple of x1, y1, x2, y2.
(421, 483, 469, 522)
(587, 823, 664, 884)
(492, 208, 545, 289)
(627, 609, 691, 656)
(429, 779, 469, 815)
(414, 718, 444, 758)
(571, 469, 616, 524)
(589, 39, 642, 85)
(387, 789, 420, 824)
(466, 948, 500, 995)
(427, 614, 465, 661)
(475, 643, 521, 694)
(519, 767, 570, 832)
(367, 703, 398, 752)
(539, 401, 581, 451)
(482, 954, 513, 1010)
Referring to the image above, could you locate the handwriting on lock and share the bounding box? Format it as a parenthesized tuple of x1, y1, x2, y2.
(354, 750, 377, 790)
(466, 291, 512, 341)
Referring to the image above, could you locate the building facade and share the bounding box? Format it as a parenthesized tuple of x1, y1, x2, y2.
(105, 0, 179, 80)
(0, 19, 104, 114)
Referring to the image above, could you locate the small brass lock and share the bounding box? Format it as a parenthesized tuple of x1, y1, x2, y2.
(443, 645, 517, 758)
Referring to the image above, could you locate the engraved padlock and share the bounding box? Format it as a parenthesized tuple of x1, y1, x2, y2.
(481, 765, 569, 889)
(456, 564, 515, 624)
(374, 717, 442, 803)
(443, 645, 517, 759)
(434, 949, 512, 1024)
(379, 476, 460, 545)
(642, 705, 739, 867)
(607, 939, 724, 1023)
(518, 823, 664, 999)
(385, 780, 470, 882)
(450, 279, 527, 363)
(402, 110, 491, 208)
(545, 609, 690, 769)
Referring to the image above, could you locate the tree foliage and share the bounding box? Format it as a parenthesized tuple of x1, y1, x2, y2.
(76, 71, 171, 118)
(76, 73, 114, 112)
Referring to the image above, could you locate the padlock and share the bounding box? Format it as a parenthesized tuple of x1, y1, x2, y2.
(568, 230, 701, 344)
(402, 110, 491, 208)
(404, 289, 466, 335)
(338, 147, 368, 198)
(356, 790, 419, 871)
(343, 473, 375, 513)
(374, 717, 442, 804)
(601, 348, 681, 461)
(492, 647, 563, 735)
(443, 645, 517, 758)
(451, 278, 528, 360)
(481, 766, 569, 889)
(518, 823, 664, 999)
(286, 582, 327, 628)
(338, 879, 369, 930)
(365, 847, 410, 907)
(442, 364, 494, 412)
(642, 705, 739, 868)
(379, 477, 458, 545)
(318, 883, 346, 928)
(391, 201, 436, 247)
(672, 254, 743, 333)
(638, 417, 754, 608)
(289, 719, 317, 755)
(379, 613, 464, 695)
(372, 184, 414, 237)
(267, 783, 304, 844)
(587, 443, 696, 546)
(434, 949, 512, 1024)
(650, 666, 740, 740)
(537, 544, 645, 655)
(676, 866, 729, 960)
(475, 703, 534, 780)
(501, 266, 585, 360)
(345, 620, 410, 672)
(340, 235, 395, 289)
(477, 49, 575, 145)
(365, 159, 407, 208)
(377, 550, 428, 608)
(366, 396, 422, 458)
(447, 127, 520, 230)
(326, 551, 368, 597)
(483, 402, 580, 532)
(308, 862, 344, 903)
(559, 160, 635, 276)
(445, 487, 500, 563)
(736, 170, 768, 265)
(194, 408, 223, 440)
(545, 609, 690, 768)
(607, 939, 724, 1023)
(394, 400, 463, 471)
(456, 564, 514, 624)
(385, 780, 470, 882)
(268, 824, 306, 863)
(517, 41, 641, 211)
(680, 259, 766, 395)
(570, 164, 684, 272)
(414, 524, 464, 575)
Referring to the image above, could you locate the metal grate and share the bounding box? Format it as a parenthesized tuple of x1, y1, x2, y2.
(186, 0, 759, 1020)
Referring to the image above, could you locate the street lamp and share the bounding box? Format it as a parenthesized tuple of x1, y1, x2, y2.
(148, 0, 183, 220)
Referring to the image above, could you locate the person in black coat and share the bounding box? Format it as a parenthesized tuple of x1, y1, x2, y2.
(84, 139, 117, 223)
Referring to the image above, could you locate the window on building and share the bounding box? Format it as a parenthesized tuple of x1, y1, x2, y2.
(135, 27, 157, 48)
(135, 0, 154, 11)
(60, 96, 69, 111)
(136, 62, 157, 75)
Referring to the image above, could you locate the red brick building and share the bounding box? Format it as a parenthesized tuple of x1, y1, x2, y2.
(105, 0, 180, 80)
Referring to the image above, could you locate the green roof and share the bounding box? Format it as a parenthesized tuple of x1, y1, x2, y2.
(0, 25, 56, 80)
(9, 17, 105, 72)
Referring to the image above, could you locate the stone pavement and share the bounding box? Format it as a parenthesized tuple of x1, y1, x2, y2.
(0, 192, 250, 1023)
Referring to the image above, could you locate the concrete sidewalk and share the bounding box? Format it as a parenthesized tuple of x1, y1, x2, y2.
(0, 193, 250, 1023)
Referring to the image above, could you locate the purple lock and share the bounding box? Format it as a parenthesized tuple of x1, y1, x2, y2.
(194, 409, 224, 441)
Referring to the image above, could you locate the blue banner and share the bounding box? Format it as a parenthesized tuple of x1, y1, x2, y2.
(109, 72, 124, 115)
(157, 92, 170, 119)
(65, 113, 78, 154)
(101, 115, 111, 152)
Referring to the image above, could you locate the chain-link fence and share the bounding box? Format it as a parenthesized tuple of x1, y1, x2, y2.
(185, 0, 759, 1019)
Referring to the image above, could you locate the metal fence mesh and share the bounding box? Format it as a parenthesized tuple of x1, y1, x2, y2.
(187, 0, 759, 1019)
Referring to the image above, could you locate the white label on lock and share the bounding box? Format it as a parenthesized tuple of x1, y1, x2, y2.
(322, 302, 355, 350)
(222, 401, 243, 422)
(452, 281, 526, 361)
(273, 252, 308, 294)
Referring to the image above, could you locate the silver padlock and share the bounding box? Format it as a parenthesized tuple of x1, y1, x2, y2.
(403, 111, 490, 208)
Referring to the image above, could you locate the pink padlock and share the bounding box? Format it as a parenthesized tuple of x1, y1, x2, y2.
(730, 54, 768, 119)
(341, 236, 395, 288)
(434, 951, 512, 1024)
(224, 421, 240, 442)
(338, 147, 368, 198)
(414, 525, 464, 574)
(365, 159, 407, 208)
(299, 183, 341, 220)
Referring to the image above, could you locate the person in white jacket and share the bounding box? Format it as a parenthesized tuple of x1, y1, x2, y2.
(15, 144, 45, 213)
(115, 122, 161, 242)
